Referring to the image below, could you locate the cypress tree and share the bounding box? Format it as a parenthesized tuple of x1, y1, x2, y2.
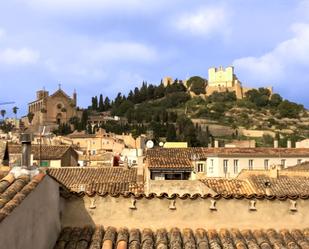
(99, 94, 104, 112)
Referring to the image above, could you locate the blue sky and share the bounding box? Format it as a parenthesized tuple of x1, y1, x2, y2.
(0, 0, 309, 116)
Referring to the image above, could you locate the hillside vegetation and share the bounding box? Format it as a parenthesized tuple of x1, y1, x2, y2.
(70, 78, 309, 147)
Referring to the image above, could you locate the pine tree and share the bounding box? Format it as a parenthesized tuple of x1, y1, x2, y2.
(104, 97, 111, 110)
(114, 93, 123, 107)
(81, 110, 89, 130)
(99, 94, 104, 112)
(91, 96, 98, 110)
(166, 124, 177, 141)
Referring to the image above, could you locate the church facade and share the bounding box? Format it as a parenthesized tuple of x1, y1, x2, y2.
(26, 87, 78, 128)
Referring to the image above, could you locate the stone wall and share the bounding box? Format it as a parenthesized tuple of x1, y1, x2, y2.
(239, 128, 276, 138)
(0, 176, 61, 249)
(61, 195, 309, 230)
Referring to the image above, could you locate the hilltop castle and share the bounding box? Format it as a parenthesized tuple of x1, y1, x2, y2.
(163, 66, 273, 99)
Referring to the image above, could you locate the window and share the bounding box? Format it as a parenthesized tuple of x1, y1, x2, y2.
(281, 159, 286, 167)
(197, 163, 204, 172)
(249, 159, 254, 170)
(92, 150, 96, 155)
(233, 160, 238, 174)
(223, 160, 228, 174)
(208, 159, 214, 174)
(40, 160, 49, 167)
(297, 159, 302, 164)
(264, 159, 269, 170)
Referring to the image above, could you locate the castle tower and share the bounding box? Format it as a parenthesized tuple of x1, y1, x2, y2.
(208, 66, 235, 88)
(36, 89, 49, 100)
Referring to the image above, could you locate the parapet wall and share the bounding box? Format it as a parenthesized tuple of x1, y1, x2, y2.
(61, 195, 309, 230)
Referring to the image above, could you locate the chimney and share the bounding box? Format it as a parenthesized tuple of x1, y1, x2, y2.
(269, 164, 281, 178)
(20, 133, 32, 169)
(214, 140, 219, 148)
(265, 181, 272, 196)
(287, 140, 292, 149)
(137, 157, 144, 183)
(124, 156, 129, 170)
(274, 140, 279, 148)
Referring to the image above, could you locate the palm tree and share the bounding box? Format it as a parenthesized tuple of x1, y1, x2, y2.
(13, 106, 18, 118)
(0, 109, 6, 120)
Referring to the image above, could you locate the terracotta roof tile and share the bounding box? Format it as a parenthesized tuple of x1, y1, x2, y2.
(146, 148, 208, 170)
(146, 147, 309, 170)
(54, 227, 309, 249)
(8, 144, 74, 160)
(284, 161, 309, 171)
(201, 178, 255, 195)
(0, 172, 45, 222)
(235, 170, 309, 196)
(201, 170, 309, 197)
(48, 167, 141, 194)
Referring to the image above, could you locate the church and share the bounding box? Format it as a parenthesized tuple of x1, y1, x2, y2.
(24, 86, 78, 129)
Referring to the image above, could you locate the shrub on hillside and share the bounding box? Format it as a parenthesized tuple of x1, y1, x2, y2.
(187, 76, 206, 95)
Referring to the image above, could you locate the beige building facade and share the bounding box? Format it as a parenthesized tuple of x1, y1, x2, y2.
(206, 155, 309, 178)
(25, 88, 78, 128)
(62, 129, 125, 155)
(296, 139, 309, 148)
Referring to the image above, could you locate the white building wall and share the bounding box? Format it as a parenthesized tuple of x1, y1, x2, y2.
(50, 160, 62, 168)
(206, 156, 309, 178)
(296, 139, 309, 148)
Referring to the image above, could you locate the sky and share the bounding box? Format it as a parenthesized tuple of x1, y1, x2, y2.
(0, 0, 309, 117)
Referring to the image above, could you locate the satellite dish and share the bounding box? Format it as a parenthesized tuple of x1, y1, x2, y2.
(159, 142, 164, 147)
(146, 140, 154, 149)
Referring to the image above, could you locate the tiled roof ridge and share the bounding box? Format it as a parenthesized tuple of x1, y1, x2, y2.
(47, 167, 140, 194)
(58, 190, 309, 200)
(54, 226, 309, 249)
(0, 172, 45, 222)
(8, 144, 73, 159)
(244, 178, 256, 194)
(146, 147, 309, 157)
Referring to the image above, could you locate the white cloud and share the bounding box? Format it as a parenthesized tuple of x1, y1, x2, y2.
(85, 41, 158, 62)
(0, 48, 40, 65)
(173, 6, 230, 37)
(43, 40, 157, 83)
(233, 23, 309, 83)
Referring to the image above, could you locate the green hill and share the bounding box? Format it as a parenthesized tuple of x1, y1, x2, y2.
(74, 79, 309, 147)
